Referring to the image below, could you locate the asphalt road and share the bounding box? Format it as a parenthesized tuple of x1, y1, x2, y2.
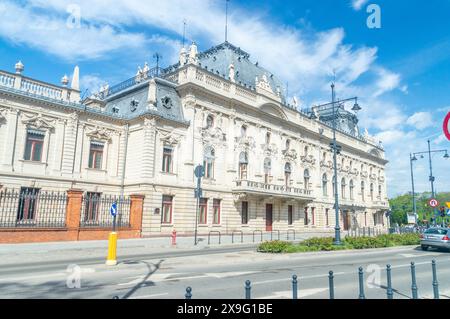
(0, 245, 449, 299)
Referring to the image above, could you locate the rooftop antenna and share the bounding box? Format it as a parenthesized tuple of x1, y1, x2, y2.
(182, 19, 187, 48)
(225, 0, 230, 42)
(153, 52, 163, 76)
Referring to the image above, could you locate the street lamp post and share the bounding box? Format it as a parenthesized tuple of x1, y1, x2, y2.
(409, 153, 417, 218)
(311, 83, 361, 245)
(411, 141, 449, 226)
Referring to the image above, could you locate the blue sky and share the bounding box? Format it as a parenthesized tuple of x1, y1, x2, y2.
(0, 0, 449, 197)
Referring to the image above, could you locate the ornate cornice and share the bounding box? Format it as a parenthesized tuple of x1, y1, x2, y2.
(86, 126, 113, 141)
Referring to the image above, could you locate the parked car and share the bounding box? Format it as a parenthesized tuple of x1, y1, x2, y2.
(420, 227, 450, 251)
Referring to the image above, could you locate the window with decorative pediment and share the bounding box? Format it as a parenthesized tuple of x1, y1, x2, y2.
(203, 147, 215, 179)
(239, 152, 249, 180)
(24, 129, 45, 162)
(162, 146, 174, 173)
(350, 180, 355, 200)
(361, 181, 365, 202)
(88, 141, 104, 170)
(322, 174, 328, 197)
(264, 158, 271, 184)
(285, 163, 292, 187)
(304, 169, 310, 190)
(341, 178, 346, 199)
(206, 115, 214, 129)
(241, 125, 247, 137)
(265, 132, 271, 144)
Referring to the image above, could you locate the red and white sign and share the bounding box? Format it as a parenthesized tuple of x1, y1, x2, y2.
(429, 198, 440, 208)
(444, 112, 450, 141)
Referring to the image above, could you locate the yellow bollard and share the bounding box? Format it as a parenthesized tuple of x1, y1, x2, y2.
(106, 232, 118, 266)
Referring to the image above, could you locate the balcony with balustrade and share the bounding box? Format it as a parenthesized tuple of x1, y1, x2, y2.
(232, 180, 315, 201)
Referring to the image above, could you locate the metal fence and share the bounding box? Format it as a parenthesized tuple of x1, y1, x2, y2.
(346, 227, 387, 238)
(80, 193, 131, 228)
(177, 259, 442, 300)
(0, 188, 67, 228)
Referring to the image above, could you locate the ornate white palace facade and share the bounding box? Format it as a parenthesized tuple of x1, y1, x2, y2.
(0, 42, 390, 236)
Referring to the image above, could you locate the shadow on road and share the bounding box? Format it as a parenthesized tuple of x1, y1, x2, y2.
(120, 259, 164, 300)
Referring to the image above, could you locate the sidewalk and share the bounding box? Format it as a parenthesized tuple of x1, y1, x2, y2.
(0, 231, 334, 266)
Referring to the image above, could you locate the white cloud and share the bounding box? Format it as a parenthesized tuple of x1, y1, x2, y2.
(406, 112, 433, 130)
(373, 68, 401, 97)
(351, 0, 369, 11)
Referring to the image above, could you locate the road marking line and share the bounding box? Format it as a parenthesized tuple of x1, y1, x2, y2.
(128, 293, 169, 299)
(252, 272, 345, 285)
(257, 288, 328, 299)
(0, 273, 66, 282)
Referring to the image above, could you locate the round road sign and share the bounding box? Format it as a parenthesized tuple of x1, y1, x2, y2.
(444, 112, 450, 141)
(429, 199, 439, 208)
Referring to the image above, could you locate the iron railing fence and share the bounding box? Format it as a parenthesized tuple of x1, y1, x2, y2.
(346, 227, 388, 238)
(0, 188, 67, 228)
(80, 193, 131, 228)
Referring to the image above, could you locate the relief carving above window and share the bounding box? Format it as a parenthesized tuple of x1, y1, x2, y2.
(22, 113, 55, 132)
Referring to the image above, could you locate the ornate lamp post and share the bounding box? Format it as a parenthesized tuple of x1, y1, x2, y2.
(411, 141, 449, 226)
(311, 83, 361, 245)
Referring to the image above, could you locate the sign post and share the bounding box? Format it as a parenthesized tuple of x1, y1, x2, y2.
(194, 165, 204, 246)
(106, 201, 118, 266)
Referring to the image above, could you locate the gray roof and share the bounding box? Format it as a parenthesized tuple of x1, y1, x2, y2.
(104, 78, 186, 124)
(197, 42, 287, 100)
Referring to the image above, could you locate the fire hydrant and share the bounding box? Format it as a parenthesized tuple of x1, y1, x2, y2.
(171, 229, 177, 246)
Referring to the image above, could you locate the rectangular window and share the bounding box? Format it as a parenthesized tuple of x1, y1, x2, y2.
(84, 192, 101, 223)
(17, 187, 40, 223)
(88, 141, 104, 169)
(288, 205, 293, 225)
(304, 207, 309, 225)
(241, 201, 249, 225)
(325, 209, 329, 226)
(213, 199, 221, 224)
(311, 207, 315, 225)
(24, 130, 45, 162)
(199, 198, 208, 224)
(162, 195, 173, 224)
(162, 146, 173, 173)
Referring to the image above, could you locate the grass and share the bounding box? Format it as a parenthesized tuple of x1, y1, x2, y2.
(257, 233, 421, 254)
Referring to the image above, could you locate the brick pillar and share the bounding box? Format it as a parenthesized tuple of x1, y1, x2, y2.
(130, 194, 145, 237)
(66, 189, 83, 241)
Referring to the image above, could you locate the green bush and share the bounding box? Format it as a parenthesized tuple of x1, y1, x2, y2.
(257, 233, 420, 254)
(257, 240, 293, 253)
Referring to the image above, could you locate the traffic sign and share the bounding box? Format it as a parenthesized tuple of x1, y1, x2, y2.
(110, 202, 118, 217)
(444, 112, 450, 141)
(429, 198, 439, 208)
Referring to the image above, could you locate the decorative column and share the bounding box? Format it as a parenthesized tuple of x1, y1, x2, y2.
(61, 113, 79, 175)
(141, 117, 156, 179)
(2, 109, 19, 170)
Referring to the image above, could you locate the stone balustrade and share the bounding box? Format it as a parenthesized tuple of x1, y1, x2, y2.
(234, 179, 314, 199)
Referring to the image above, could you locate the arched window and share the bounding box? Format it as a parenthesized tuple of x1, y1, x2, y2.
(323, 152, 327, 162)
(284, 163, 292, 187)
(304, 169, 310, 190)
(341, 158, 345, 169)
(361, 181, 365, 201)
(264, 158, 271, 184)
(241, 125, 247, 137)
(203, 147, 215, 179)
(341, 178, 346, 199)
(370, 183, 374, 200)
(350, 161, 353, 170)
(265, 132, 271, 144)
(322, 174, 328, 197)
(239, 152, 248, 180)
(206, 115, 214, 129)
(370, 167, 373, 176)
(304, 146, 309, 157)
(350, 180, 354, 200)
